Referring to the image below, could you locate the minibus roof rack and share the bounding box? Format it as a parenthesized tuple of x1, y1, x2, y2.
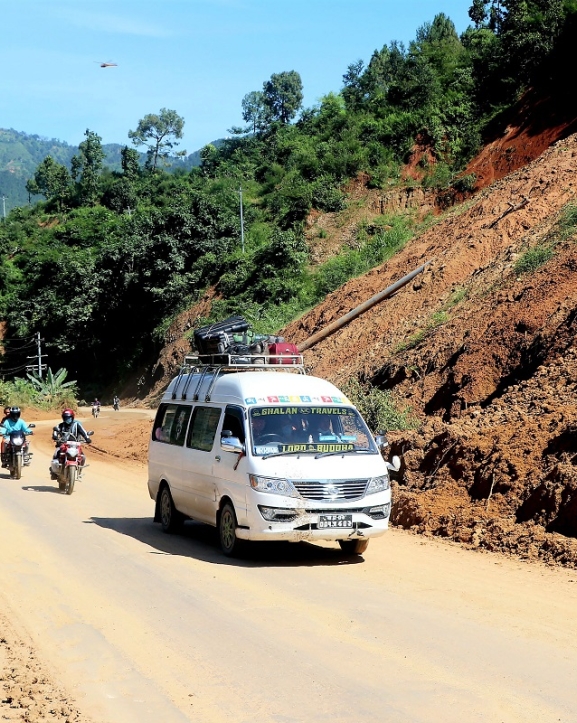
(171, 354, 306, 400)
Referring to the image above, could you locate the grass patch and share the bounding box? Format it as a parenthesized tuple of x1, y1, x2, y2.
(514, 246, 555, 275)
(394, 310, 449, 352)
(342, 378, 418, 433)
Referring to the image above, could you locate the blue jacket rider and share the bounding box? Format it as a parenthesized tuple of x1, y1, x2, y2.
(1, 407, 33, 466)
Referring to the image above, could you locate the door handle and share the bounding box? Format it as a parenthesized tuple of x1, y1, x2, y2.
(215, 455, 221, 462)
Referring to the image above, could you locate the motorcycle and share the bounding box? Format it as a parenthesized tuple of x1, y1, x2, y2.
(50, 429, 94, 494)
(92, 405, 100, 418)
(113, 400, 119, 411)
(2, 424, 35, 480)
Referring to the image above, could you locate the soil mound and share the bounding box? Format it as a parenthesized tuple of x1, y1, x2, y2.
(282, 133, 577, 566)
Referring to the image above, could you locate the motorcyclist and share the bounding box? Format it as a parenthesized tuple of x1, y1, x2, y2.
(112, 395, 120, 411)
(51, 409, 92, 477)
(1, 407, 34, 467)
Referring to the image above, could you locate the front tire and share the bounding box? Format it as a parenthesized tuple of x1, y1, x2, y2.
(64, 465, 76, 495)
(159, 486, 183, 533)
(13, 455, 22, 480)
(219, 503, 240, 556)
(338, 538, 369, 555)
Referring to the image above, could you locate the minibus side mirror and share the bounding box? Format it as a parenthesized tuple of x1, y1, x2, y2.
(374, 430, 389, 450)
(221, 432, 245, 454)
(386, 455, 401, 472)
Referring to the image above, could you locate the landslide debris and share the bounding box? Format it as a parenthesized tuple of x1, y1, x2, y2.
(283, 134, 577, 567)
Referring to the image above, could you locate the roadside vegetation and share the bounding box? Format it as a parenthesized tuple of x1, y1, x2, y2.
(0, 367, 78, 411)
(1, 1, 575, 392)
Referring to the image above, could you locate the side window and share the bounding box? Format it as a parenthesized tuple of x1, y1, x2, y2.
(170, 406, 192, 446)
(187, 406, 222, 452)
(152, 404, 191, 445)
(222, 405, 246, 443)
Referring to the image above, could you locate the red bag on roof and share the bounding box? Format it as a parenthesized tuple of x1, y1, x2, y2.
(268, 342, 300, 365)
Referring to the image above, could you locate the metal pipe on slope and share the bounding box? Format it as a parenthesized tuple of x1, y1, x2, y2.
(297, 260, 432, 352)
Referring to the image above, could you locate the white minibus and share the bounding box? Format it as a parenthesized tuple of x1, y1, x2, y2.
(148, 358, 399, 556)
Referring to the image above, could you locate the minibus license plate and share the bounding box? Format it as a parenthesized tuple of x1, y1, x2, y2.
(318, 514, 353, 529)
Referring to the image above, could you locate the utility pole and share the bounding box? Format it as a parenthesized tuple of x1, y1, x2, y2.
(26, 331, 47, 378)
(239, 186, 245, 254)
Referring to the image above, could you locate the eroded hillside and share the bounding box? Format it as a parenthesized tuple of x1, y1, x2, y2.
(282, 134, 577, 566)
(140, 107, 577, 567)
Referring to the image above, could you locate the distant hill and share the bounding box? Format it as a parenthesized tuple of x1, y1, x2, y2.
(0, 128, 221, 213)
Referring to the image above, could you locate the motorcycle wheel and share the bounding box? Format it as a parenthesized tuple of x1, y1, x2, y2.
(64, 465, 76, 495)
(13, 455, 22, 480)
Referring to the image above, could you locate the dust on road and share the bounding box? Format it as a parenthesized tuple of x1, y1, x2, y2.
(2, 408, 577, 723)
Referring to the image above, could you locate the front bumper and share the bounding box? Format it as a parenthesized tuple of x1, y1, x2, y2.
(236, 508, 390, 542)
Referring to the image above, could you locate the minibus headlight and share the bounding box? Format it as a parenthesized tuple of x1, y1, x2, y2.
(366, 475, 390, 494)
(249, 475, 299, 497)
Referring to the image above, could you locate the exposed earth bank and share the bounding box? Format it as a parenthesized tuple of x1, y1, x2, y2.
(138, 131, 577, 569)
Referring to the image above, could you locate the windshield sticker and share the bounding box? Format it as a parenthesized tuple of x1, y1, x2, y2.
(244, 396, 348, 406)
(251, 406, 351, 417)
(279, 443, 355, 453)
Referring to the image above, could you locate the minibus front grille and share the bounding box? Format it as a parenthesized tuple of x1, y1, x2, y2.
(292, 479, 368, 501)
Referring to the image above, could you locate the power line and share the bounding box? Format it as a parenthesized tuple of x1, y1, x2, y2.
(1, 340, 36, 352)
(0, 335, 35, 343)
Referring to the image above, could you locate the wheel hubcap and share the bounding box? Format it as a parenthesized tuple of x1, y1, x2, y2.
(221, 511, 234, 550)
(161, 491, 171, 526)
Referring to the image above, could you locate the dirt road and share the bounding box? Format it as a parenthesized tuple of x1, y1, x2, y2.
(1, 409, 577, 722)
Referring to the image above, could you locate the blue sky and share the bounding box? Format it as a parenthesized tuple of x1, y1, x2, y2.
(1, 0, 473, 154)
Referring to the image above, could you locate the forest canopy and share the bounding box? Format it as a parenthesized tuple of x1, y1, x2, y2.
(1, 1, 575, 391)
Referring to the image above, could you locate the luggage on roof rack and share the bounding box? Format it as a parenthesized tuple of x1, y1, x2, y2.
(193, 316, 250, 357)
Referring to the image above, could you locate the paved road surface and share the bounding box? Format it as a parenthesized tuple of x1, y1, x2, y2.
(1, 412, 576, 722)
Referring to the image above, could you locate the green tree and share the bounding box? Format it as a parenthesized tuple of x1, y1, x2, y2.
(262, 71, 304, 123)
(25, 156, 72, 209)
(71, 129, 105, 206)
(128, 108, 185, 170)
(121, 146, 140, 180)
(241, 90, 270, 133)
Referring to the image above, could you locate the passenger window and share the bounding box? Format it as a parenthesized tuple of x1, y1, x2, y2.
(170, 406, 192, 446)
(222, 405, 245, 443)
(152, 404, 191, 446)
(187, 407, 221, 451)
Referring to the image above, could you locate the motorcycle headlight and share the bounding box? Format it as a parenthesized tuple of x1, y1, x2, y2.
(249, 475, 299, 497)
(11, 436, 24, 447)
(366, 475, 390, 494)
(67, 445, 78, 459)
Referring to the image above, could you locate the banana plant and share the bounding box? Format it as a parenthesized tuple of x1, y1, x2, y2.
(26, 367, 78, 404)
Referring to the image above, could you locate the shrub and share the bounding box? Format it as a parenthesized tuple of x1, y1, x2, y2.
(342, 378, 417, 433)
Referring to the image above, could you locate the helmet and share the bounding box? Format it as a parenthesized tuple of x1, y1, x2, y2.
(62, 408, 75, 424)
(9, 407, 21, 421)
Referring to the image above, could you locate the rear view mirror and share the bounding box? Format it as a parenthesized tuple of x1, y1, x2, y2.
(221, 436, 244, 454)
(386, 455, 402, 472)
(88, 430, 94, 436)
(29, 423, 36, 428)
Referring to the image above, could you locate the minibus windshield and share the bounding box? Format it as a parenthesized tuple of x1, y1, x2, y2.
(249, 406, 378, 457)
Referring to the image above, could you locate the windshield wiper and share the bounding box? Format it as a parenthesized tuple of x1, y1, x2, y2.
(261, 449, 320, 460)
(314, 448, 374, 459)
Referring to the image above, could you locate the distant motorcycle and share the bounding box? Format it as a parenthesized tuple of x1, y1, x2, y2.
(92, 404, 100, 418)
(113, 400, 120, 411)
(50, 429, 93, 494)
(2, 425, 35, 480)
